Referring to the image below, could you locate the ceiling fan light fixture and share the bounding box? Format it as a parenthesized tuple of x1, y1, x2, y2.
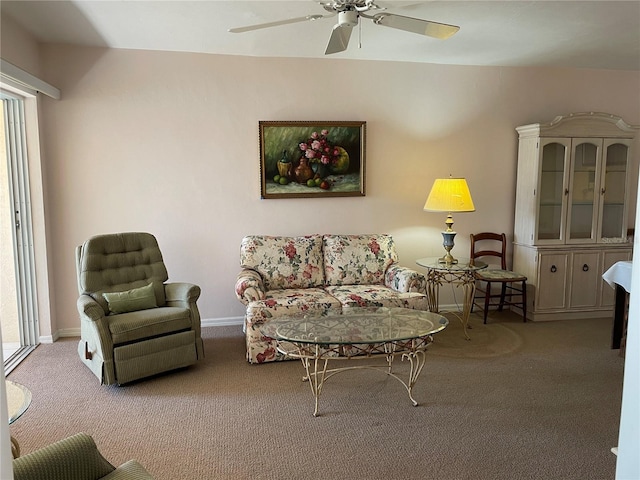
(339, 10, 358, 27)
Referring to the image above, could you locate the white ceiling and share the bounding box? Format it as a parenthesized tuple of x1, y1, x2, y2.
(2, 0, 639, 70)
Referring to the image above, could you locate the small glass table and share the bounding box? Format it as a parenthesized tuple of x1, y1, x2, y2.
(261, 307, 448, 416)
(6, 380, 32, 458)
(416, 257, 487, 340)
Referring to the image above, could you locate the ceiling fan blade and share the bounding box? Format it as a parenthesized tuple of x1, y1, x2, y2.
(229, 14, 330, 33)
(325, 24, 354, 55)
(372, 13, 459, 39)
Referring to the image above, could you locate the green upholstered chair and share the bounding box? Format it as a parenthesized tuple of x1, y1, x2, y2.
(76, 232, 204, 385)
(12, 432, 154, 479)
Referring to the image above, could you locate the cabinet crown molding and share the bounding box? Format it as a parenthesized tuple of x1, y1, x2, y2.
(516, 112, 638, 139)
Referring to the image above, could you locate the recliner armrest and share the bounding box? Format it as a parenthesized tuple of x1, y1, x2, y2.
(77, 295, 107, 321)
(165, 282, 201, 304)
(384, 264, 427, 294)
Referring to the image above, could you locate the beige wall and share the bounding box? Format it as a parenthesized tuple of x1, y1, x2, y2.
(35, 44, 639, 332)
(2, 13, 639, 334)
(0, 13, 40, 76)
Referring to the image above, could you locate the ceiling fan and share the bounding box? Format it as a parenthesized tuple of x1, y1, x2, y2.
(229, 0, 460, 55)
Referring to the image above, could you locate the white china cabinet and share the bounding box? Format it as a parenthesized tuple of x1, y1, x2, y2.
(513, 112, 637, 321)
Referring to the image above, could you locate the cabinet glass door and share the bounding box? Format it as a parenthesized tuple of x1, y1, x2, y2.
(600, 140, 630, 240)
(538, 140, 569, 242)
(567, 139, 601, 243)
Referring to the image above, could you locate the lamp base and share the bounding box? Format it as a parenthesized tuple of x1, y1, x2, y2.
(438, 231, 458, 265)
(438, 252, 458, 264)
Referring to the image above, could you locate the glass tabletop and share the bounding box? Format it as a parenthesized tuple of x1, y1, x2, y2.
(416, 257, 487, 272)
(6, 380, 32, 424)
(261, 307, 448, 345)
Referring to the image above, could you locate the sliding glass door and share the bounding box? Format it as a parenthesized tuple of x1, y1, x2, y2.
(1, 90, 39, 374)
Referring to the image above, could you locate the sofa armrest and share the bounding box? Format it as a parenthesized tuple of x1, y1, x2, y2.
(235, 268, 266, 305)
(165, 282, 201, 305)
(384, 264, 427, 293)
(13, 433, 116, 480)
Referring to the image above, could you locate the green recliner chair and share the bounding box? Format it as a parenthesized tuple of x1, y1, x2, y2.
(76, 232, 204, 385)
(12, 432, 154, 479)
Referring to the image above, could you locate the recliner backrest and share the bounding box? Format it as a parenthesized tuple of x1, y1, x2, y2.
(77, 232, 168, 314)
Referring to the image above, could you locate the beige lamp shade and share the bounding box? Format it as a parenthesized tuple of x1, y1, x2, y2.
(423, 177, 475, 213)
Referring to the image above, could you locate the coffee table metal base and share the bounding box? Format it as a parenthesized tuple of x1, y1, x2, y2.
(278, 340, 430, 417)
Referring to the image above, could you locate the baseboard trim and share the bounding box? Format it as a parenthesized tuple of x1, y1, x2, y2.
(39, 330, 63, 344)
(46, 317, 245, 342)
(202, 317, 244, 327)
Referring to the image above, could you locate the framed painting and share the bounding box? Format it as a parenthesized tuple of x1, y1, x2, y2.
(259, 121, 366, 199)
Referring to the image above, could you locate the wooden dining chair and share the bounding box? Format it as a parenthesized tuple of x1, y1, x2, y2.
(469, 232, 527, 323)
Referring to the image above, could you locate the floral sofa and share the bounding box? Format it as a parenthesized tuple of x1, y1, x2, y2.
(235, 234, 429, 363)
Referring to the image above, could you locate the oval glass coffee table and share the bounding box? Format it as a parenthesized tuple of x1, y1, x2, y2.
(261, 307, 448, 416)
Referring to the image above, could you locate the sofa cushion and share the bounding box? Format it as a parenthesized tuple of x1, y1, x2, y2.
(246, 288, 342, 327)
(240, 235, 325, 290)
(245, 288, 342, 364)
(325, 284, 430, 310)
(323, 234, 398, 286)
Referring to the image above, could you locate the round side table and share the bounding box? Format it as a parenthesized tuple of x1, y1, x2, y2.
(416, 257, 487, 339)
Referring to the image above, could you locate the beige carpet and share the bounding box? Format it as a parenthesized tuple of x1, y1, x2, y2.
(430, 312, 524, 358)
(7, 311, 624, 480)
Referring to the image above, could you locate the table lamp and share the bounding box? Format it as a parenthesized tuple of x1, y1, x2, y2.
(423, 176, 475, 264)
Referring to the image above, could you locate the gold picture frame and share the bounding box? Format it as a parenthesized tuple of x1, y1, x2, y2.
(259, 121, 366, 199)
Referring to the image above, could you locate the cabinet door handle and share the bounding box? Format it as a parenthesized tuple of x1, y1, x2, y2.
(564, 188, 569, 195)
(601, 188, 606, 195)
(583, 264, 589, 272)
(550, 265, 557, 273)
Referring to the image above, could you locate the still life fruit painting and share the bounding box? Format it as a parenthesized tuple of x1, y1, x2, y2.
(260, 121, 366, 199)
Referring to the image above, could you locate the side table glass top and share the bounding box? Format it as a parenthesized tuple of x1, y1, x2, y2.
(416, 257, 487, 272)
(6, 380, 31, 424)
(262, 307, 448, 345)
